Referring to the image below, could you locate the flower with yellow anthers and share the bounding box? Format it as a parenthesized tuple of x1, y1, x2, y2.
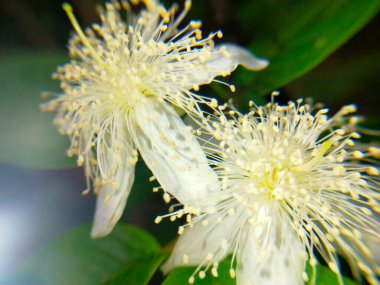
(162, 96, 380, 285)
(41, 0, 268, 238)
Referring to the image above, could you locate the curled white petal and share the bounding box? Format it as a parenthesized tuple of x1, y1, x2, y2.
(183, 43, 268, 89)
(161, 211, 240, 273)
(218, 43, 269, 71)
(133, 97, 219, 207)
(91, 145, 136, 238)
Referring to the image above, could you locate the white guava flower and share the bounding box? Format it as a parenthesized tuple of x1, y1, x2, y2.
(41, 0, 268, 238)
(163, 97, 380, 285)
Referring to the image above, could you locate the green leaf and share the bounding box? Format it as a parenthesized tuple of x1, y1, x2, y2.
(17, 224, 167, 285)
(163, 257, 359, 285)
(0, 52, 75, 168)
(306, 264, 359, 285)
(287, 50, 380, 106)
(234, 0, 380, 100)
(162, 257, 235, 285)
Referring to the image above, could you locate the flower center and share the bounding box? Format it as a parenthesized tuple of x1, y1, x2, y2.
(257, 165, 297, 201)
(243, 141, 332, 202)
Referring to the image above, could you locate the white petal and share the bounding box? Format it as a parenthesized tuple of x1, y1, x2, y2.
(217, 43, 269, 71)
(91, 144, 136, 238)
(183, 114, 220, 154)
(184, 43, 268, 88)
(133, 97, 219, 207)
(237, 206, 305, 285)
(161, 211, 241, 273)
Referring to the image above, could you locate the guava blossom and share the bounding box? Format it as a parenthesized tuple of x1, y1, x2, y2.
(163, 97, 380, 285)
(41, 0, 268, 238)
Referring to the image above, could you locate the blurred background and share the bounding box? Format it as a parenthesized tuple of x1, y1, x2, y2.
(0, 0, 379, 284)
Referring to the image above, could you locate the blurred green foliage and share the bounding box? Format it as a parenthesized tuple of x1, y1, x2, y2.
(0, 52, 73, 168)
(234, 0, 380, 102)
(18, 224, 167, 285)
(18, 224, 359, 285)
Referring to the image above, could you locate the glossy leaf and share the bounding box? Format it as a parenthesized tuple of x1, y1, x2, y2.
(162, 257, 234, 285)
(287, 50, 380, 107)
(17, 224, 166, 285)
(0, 52, 75, 168)
(306, 264, 358, 285)
(234, 0, 380, 102)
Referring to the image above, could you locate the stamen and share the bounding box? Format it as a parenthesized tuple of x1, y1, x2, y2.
(62, 3, 108, 69)
(142, 0, 155, 10)
(293, 141, 332, 171)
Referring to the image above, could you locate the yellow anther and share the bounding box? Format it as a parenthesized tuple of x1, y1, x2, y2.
(178, 226, 185, 235)
(351, 132, 361, 139)
(211, 266, 218, 277)
(368, 147, 380, 158)
(340, 104, 357, 115)
(190, 21, 202, 29)
(163, 193, 171, 203)
(81, 188, 90, 196)
(195, 31, 202, 40)
(142, 0, 155, 10)
(210, 99, 218, 108)
(154, 216, 162, 224)
(367, 167, 379, 176)
(185, 0, 192, 11)
(349, 116, 360, 125)
(335, 129, 345, 135)
(77, 155, 85, 166)
(352, 151, 364, 159)
(346, 139, 355, 146)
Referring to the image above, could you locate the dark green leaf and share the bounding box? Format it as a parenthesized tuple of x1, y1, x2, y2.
(17, 224, 166, 285)
(163, 257, 235, 285)
(287, 50, 380, 107)
(0, 52, 75, 168)
(234, 0, 380, 102)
